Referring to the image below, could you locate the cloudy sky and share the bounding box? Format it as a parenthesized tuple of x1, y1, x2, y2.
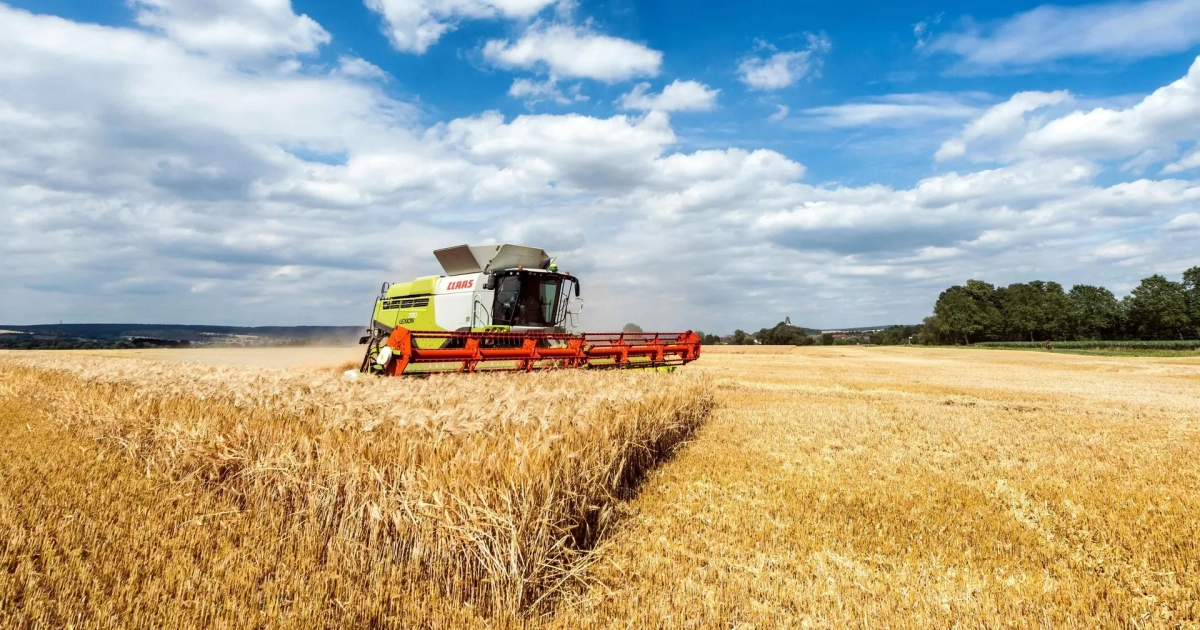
(1, 0, 1198, 331)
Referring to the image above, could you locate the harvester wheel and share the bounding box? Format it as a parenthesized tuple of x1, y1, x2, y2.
(360, 334, 389, 375)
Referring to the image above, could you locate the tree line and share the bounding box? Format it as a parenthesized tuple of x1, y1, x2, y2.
(694, 320, 910, 346)
(671, 265, 1199, 347)
(928, 267, 1200, 344)
(698, 319, 824, 346)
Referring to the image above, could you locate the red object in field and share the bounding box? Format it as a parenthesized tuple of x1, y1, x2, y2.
(380, 328, 701, 375)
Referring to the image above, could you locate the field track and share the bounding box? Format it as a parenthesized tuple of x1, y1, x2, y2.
(3, 346, 1198, 628)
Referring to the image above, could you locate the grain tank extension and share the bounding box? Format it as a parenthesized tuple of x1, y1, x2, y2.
(359, 244, 701, 375)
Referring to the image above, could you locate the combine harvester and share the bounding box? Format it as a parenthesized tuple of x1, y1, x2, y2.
(359, 244, 701, 375)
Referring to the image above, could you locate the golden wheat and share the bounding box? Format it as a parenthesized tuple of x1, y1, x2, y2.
(3, 347, 1198, 628)
(0, 352, 714, 626)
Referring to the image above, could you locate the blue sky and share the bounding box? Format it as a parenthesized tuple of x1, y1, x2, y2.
(1, 0, 1199, 331)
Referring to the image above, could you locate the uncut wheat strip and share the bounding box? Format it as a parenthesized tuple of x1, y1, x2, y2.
(0, 355, 716, 614)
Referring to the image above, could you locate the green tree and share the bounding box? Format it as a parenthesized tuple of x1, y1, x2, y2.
(1124, 275, 1190, 340)
(754, 320, 812, 345)
(965, 280, 1004, 338)
(1183, 266, 1200, 339)
(1002, 281, 1070, 341)
(1067, 285, 1120, 340)
(936, 287, 982, 344)
(1002, 283, 1038, 340)
(729, 329, 753, 345)
(934, 281, 1001, 344)
(918, 316, 945, 345)
(622, 323, 643, 333)
(1041, 281, 1071, 339)
(872, 325, 922, 345)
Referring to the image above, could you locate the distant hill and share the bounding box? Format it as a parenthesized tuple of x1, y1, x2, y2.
(0, 324, 363, 350)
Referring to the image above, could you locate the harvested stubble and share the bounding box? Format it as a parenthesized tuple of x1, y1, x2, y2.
(548, 347, 1200, 628)
(0, 353, 714, 625)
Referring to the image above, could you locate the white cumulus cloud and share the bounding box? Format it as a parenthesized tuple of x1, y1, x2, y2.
(1019, 58, 1200, 159)
(507, 77, 575, 104)
(132, 0, 330, 59)
(937, 90, 1072, 161)
(365, 0, 556, 54)
(618, 80, 719, 112)
(336, 56, 387, 80)
(1164, 212, 1200, 232)
(932, 55, 1200, 171)
(483, 22, 662, 82)
(737, 33, 831, 91)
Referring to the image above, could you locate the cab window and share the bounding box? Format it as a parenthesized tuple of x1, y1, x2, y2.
(491, 273, 566, 327)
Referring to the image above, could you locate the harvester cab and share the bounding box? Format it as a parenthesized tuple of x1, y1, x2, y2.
(359, 244, 700, 375)
(363, 244, 580, 340)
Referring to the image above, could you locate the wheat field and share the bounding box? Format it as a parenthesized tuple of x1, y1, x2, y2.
(2, 346, 1198, 628)
(0, 352, 714, 626)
